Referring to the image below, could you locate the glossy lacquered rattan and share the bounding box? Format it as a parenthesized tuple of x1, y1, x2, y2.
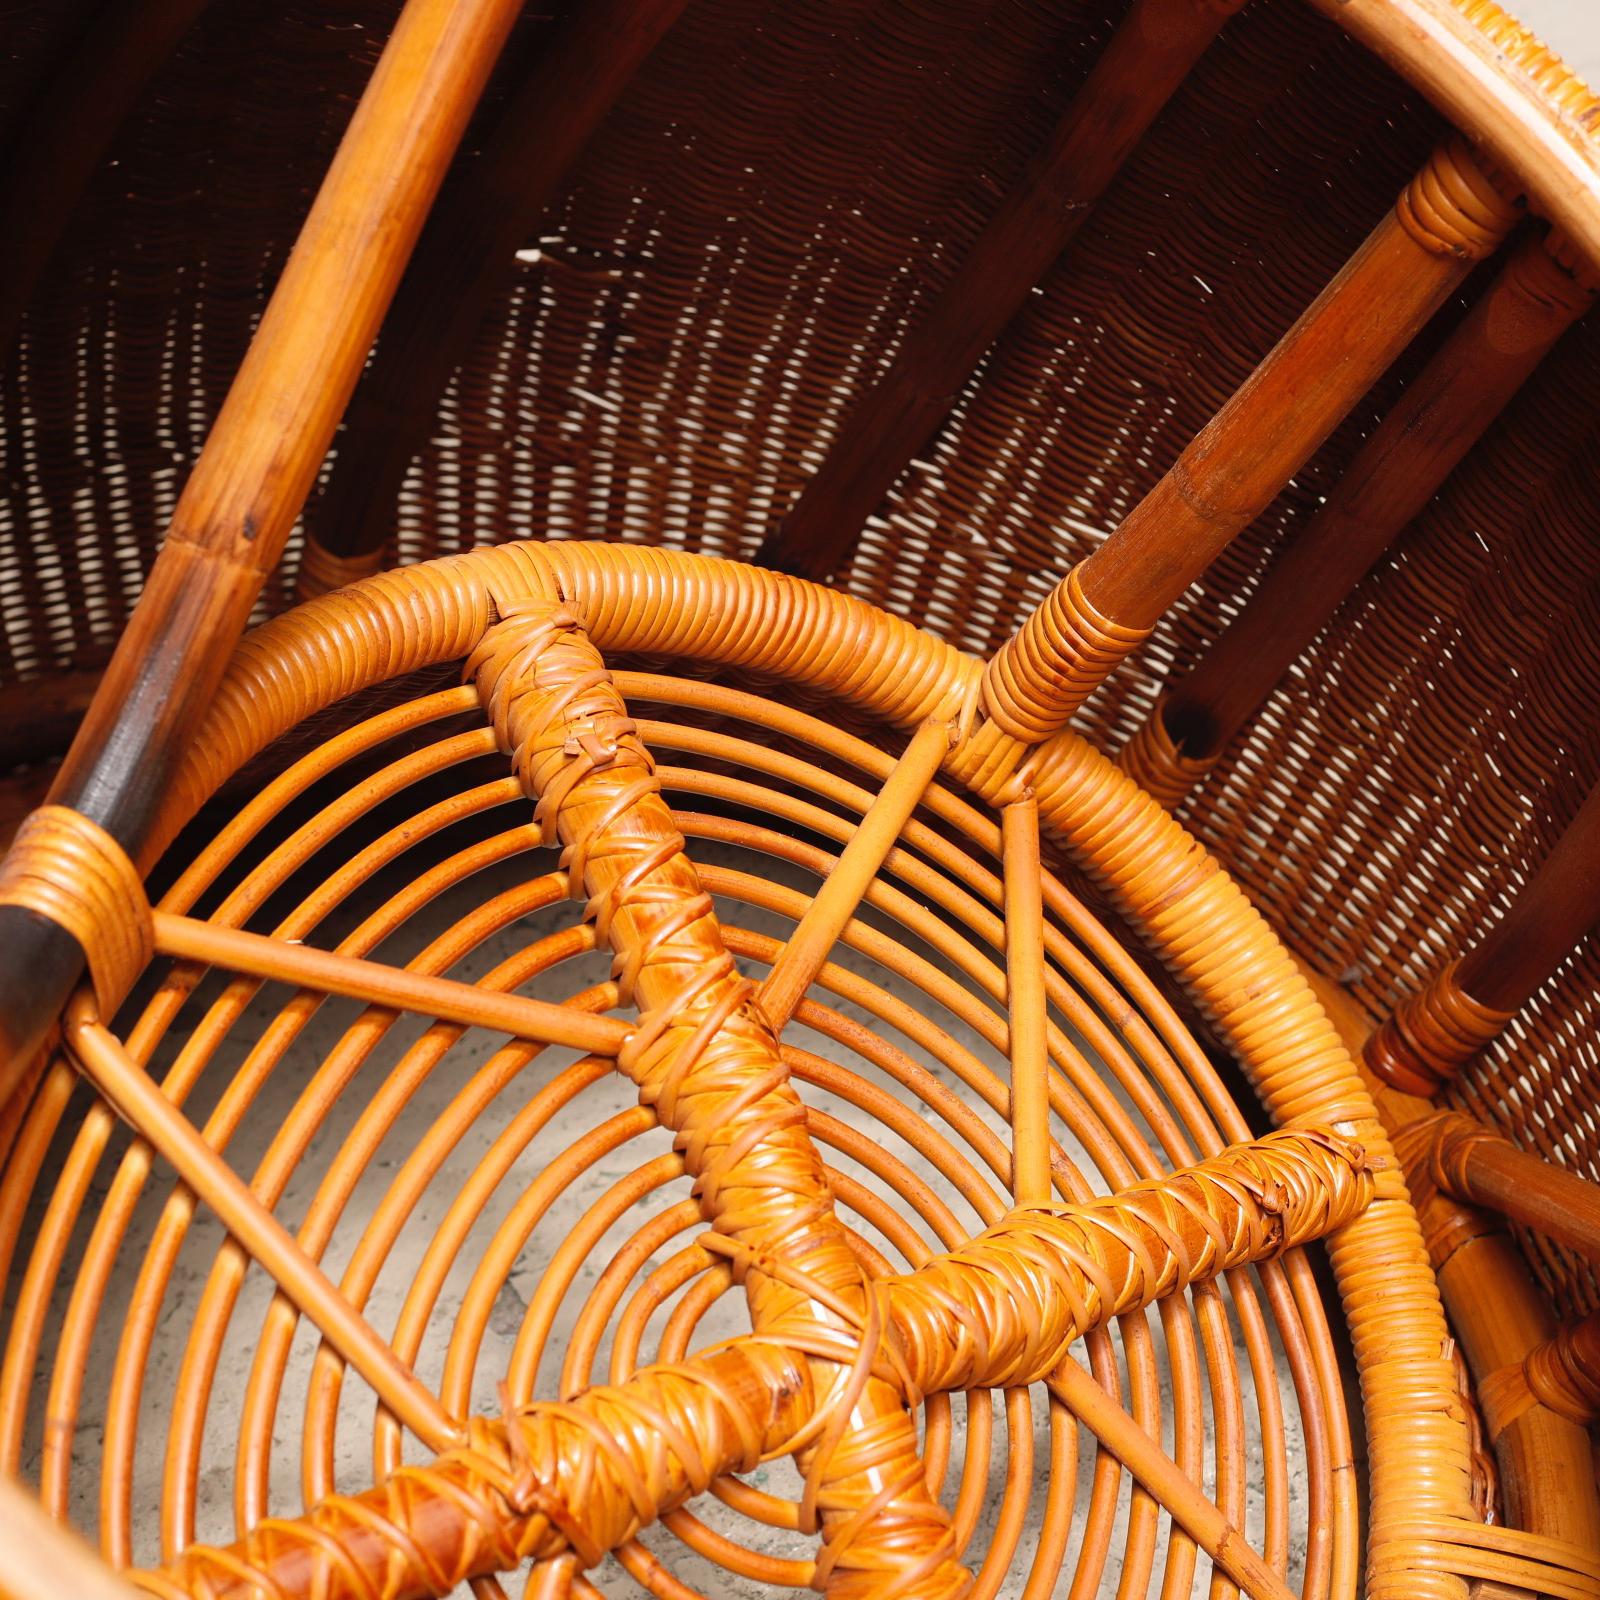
(4, 0, 1600, 1596)
(6, 6, 1600, 1288)
(3, 539, 1562, 1600)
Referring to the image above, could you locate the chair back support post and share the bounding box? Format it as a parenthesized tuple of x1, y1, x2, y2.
(1122, 230, 1595, 795)
(0, 0, 526, 1103)
(756, 0, 1244, 580)
(1368, 778, 1600, 1093)
(300, 0, 687, 592)
(981, 140, 1520, 743)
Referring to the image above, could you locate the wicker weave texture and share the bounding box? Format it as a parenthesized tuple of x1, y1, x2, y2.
(3, 0, 1600, 1311)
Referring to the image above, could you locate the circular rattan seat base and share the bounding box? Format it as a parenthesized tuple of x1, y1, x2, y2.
(0, 544, 1484, 1599)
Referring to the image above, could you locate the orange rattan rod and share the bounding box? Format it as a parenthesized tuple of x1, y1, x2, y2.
(62, 998, 461, 1453)
(1046, 1359, 1293, 1600)
(0, 1472, 144, 1600)
(1397, 1107, 1600, 1262)
(1367, 777, 1600, 1092)
(1001, 792, 1052, 1206)
(303, 0, 686, 583)
(757, 716, 953, 1031)
(151, 911, 630, 1058)
(1131, 228, 1595, 787)
(980, 138, 1522, 742)
(754, 0, 1242, 581)
(0, 0, 526, 1099)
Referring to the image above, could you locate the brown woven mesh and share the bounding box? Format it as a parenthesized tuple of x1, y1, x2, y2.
(3, 0, 1600, 1332)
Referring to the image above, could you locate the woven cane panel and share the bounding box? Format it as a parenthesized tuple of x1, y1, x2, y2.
(3, 0, 1600, 1316)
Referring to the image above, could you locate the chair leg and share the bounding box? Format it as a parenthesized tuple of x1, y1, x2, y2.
(1119, 230, 1596, 803)
(299, 0, 687, 595)
(981, 139, 1521, 744)
(1367, 778, 1600, 1094)
(0, 0, 529, 1103)
(755, 0, 1244, 580)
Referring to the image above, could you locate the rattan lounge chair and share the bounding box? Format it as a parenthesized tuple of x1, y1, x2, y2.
(1, 1, 1598, 1597)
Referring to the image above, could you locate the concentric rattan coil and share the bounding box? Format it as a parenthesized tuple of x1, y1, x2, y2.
(0, 542, 1522, 1600)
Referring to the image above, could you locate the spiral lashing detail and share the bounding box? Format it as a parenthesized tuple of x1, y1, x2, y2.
(0, 805, 153, 1018)
(889, 1128, 1371, 1395)
(1365, 962, 1513, 1095)
(467, 598, 968, 1600)
(980, 566, 1149, 744)
(1116, 705, 1216, 810)
(1394, 139, 1521, 260)
(131, 1341, 813, 1600)
(1390, 1108, 1505, 1207)
(1522, 1310, 1600, 1425)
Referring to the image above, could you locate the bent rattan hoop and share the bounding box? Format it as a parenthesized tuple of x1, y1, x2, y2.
(6, 541, 1581, 1599)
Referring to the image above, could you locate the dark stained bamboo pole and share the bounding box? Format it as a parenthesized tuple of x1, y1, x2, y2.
(1121, 230, 1595, 800)
(0, 0, 215, 359)
(1367, 777, 1600, 1093)
(981, 139, 1522, 744)
(754, 0, 1246, 581)
(1405, 1107, 1600, 1262)
(299, 0, 685, 595)
(0, 0, 527, 1103)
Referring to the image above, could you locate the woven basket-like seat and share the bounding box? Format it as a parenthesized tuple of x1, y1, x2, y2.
(3, 1, 1600, 1597)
